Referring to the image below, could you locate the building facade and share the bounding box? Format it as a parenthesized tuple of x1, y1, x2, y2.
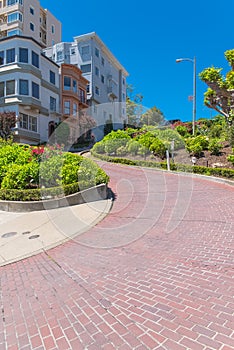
(0, 0, 61, 47)
(43, 32, 129, 136)
(0, 35, 60, 144)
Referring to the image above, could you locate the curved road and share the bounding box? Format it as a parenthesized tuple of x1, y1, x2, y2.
(0, 162, 234, 350)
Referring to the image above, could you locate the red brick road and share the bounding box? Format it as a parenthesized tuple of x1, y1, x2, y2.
(0, 163, 234, 349)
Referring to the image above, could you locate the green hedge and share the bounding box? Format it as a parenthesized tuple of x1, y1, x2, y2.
(91, 150, 234, 180)
(0, 180, 105, 202)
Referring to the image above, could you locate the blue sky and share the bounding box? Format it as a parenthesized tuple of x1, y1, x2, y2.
(40, 0, 234, 122)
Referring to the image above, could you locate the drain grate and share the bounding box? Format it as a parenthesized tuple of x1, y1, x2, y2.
(1, 232, 17, 239)
(22, 231, 31, 235)
(28, 235, 40, 240)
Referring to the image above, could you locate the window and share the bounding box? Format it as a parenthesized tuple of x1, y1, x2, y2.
(79, 89, 85, 103)
(95, 86, 99, 95)
(101, 57, 105, 66)
(29, 115, 37, 132)
(122, 93, 126, 101)
(6, 48, 15, 64)
(50, 70, 55, 85)
(7, 29, 22, 36)
(86, 84, 90, 94)
(95, 66, 99, 77)
(32, 51, 39, 68)
(20, 113, 28, 129)
(70, 48, 75, 55)
(51, 25, 54, 34)
(64, 101, 70, 114)
(81, 45, 89, 55)
(101, 75, 105, 84)
(20, 113, 37, 132)
(6, 80, 15, 95)
(73, 80, 77, 93)
(19, 48, 28, 63)
(32, 82, 39, 99)
(123, 78, 125, 85)
(19, 79, 28, 95)
(80, 64, 91, 73)
(30, 22, 34, 31)
(57, 51, 63, 61)
(7, 0, 23, 5)
(30, 7, 34, 15)
(64, 76, 71, 90)
(73, 103, 78, 116)
(7, 12, 23, 23)
(50, 96, 56, 111)
(0, 82, 4, 97)
(0, 51, 4, 65)
(95, 48, 99, 57)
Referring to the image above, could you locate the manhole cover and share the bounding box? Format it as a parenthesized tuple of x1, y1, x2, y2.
(1, 232, 17, 238)
(28, 235, 40, 240)
(22, 231, 31, 235)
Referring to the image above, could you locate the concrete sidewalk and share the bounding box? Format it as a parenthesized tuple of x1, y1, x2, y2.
(0, 199, 112, 266)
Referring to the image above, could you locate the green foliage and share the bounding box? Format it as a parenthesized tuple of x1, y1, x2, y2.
(92, 142, 105, 154)
(149, 139, 166, 159)
(103, 130, 131, 141)
(0, 142, 109, 198)
(127, 140, 141, 155)
(137, 132, 155, 149)
(208, 139, 222, 155)
(92, 149, 234, 180)
(227, 148, 234, 165)
(186, 136, 209, 156)
(224, 49, 234, 67)
(1, 162, 39, 190)
(199, 67, 223, 83)
(0, 142, 32, 183)
(175, 125, 189, 137)
(116, 146, 127, 156)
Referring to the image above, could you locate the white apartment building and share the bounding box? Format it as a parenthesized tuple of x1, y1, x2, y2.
(43, 32, 129, 135)
(0, 35, 60, 144)
(0, 0, 61, 47)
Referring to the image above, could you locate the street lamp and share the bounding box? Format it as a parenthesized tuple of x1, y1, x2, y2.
(176, 57, 196, 135)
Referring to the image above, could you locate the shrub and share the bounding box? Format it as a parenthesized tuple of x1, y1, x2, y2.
(0, 142, 109, 199)
(227, 148, 234, 165)
(116, 146, 127, 156)
(208, 139, 222, 155)
(127, 140, 141, 155)
(176, 125, 189, 137)
(92, 142, 105, 154)
(149, 139, 166, 159)
(186, 136, 209, 156)
(1, 162, 39, 190)
(103, 130, 130, 141)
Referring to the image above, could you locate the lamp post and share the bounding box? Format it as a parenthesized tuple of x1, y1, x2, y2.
(176, 57, 196, 135)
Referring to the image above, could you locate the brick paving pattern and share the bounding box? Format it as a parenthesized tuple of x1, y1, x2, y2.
(0, 162, 234, 349)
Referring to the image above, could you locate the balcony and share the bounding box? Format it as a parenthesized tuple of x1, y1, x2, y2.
(107, 86, 118, 100)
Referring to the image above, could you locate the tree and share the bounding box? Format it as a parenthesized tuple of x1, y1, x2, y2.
(126, 84, 144, 127)
(139, 106, 165, 126)
(199, 49, 234, 145)
(0, 111, 16, 140)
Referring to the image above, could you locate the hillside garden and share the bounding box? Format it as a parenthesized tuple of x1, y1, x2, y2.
(91, 116, 234, 180)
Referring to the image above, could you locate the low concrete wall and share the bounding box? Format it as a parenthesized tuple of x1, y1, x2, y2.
(0, 184, 108, 212)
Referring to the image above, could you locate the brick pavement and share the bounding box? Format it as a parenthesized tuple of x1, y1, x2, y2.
(0, 162, 234, 349)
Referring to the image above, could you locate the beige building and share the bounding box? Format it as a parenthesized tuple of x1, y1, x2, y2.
(0, 0, 61, 47)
